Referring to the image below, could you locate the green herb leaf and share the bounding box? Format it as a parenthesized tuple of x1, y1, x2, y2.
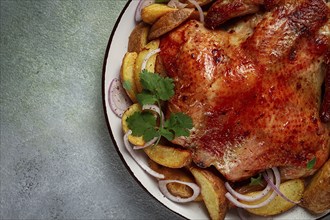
(126, 111, 158, 142)
(249, 173, 263, 186)
(136, 91, 158, 106)
(164, 112, 193, 138)
(126, 70, 193, 144)
(159, 128, 175, 141)
(155, 0, 169, 3)
(122, 80, 132, 91)
(140, 70, 174, 102)
(144, 127, 160, 142)
(307, 157, 316, 170)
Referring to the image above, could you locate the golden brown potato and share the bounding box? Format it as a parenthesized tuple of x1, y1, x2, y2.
(301, 160, 330, 214)
(148, 8, 194, 40)
(128, 22, 150, 53)
(120, 52, 138, 102)
(189, 10, 207, 21)
(141, 3, 177, 24)
(244, 179, 304, 216)
(144, 144, 191, 168)
(190, 166, 228, 220)
(149, 160, 202, 201)
(121, 103, 145, 146)
(134, 40, 160, 92)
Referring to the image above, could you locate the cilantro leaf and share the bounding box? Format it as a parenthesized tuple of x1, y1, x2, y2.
(126, 111, 158, 142)
(136, 91, 158, 106)
(122, 80, 132, 91)
(249, 173, 263, 186)
(144, 127, 160, 142)
(156, 77, 175, 101)
(125, 70, 193, 145)
(126, 108, 193, 143)
(164, 112, 193, 138)
(307, 157, 316, 170)
(159, 127, 175, 141)
(140, 70, 174, 102)
(155, 0, 169, 3)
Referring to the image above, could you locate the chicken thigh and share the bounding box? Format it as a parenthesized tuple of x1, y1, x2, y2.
(159, 0, 330, 181)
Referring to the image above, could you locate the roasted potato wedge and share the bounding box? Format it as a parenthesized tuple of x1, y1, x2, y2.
(128, 22, 150, 53)
(189, 10, 207, 21)
(190, 167, 228, 220)
(121, 103, 145, 146)
(149, 160, 202, 201)
(120, 52, 138, 102)
(301, 160, 330, 214)
(134, 40, 160, 92)
(244, 179, 304, 216)
(148, 8, 194, 40)
(141, 3, 177, 24)
(144, 144, 191, 168)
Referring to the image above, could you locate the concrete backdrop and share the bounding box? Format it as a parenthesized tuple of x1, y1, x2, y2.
(0, 1, 184, 219)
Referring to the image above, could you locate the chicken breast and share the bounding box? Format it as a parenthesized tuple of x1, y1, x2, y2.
(159, 0, 330, 182)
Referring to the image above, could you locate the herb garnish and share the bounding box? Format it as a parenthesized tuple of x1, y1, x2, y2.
(307, 157, 316, 170)
(123, 80, 132, 91)
(126, 70, 193, 143)
(137, 70, 174, 105)
(249, 173, 263, 186)
(155, 0, 169, 3)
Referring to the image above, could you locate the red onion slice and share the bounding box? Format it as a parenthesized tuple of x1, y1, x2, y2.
(133, 104, 164, 150)
(142, 104, 165, 125)
(225, 168, 279, 209)
(133, 137, 158, 150)
(159, 179, 201, 203)
(124, 130, 165, 179)
(142, 104, 162, 116)
(225, 188, 277, 209)
(225, 175, 272, 202)
(135, 0, 155, 22)
(141, 48, 161, 71)
(187, 0, 204, 23)
(263, 167, 300, 205)
(168, 0, 188, 9)
(109, 78, 132, 118)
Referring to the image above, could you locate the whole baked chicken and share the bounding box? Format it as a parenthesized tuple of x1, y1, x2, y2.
(159, 0, 330, 182)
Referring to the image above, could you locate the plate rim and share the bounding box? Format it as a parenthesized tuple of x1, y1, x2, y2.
(101, 1, 186, 219)
(101, 1, 330, 220)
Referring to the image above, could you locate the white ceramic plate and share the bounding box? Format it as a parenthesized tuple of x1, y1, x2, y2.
(102, 1, 328, 219)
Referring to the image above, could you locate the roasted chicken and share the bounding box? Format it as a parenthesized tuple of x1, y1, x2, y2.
(159, 0, 330, 182)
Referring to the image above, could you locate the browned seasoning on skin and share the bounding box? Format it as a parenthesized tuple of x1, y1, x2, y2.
(320, 50, 330, 123)
(160, 0, 330, 182)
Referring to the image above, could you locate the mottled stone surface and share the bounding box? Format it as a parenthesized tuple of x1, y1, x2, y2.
(0, 1, 184, 219)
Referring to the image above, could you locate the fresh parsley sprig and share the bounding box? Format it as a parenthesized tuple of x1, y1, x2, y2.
(126, 70, 193, 143)
(249, 173, 263, 186)
(125, 111, 158, 142)
(307, 157, 316, 170)
(155, 0, 169, 3)
(137, 70, 174, 106)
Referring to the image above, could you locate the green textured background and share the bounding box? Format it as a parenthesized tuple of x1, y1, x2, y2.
(0, 1, 184, 219)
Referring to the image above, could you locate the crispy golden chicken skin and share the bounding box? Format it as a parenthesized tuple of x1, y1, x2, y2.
(159, 0, 330, 182)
